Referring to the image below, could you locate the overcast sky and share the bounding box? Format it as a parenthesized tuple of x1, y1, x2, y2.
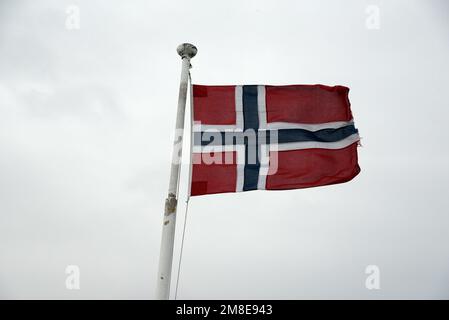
(1, 0, 449, 299)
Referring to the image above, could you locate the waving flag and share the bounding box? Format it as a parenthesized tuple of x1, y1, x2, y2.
(157, 44, 363, 299)
(190, 84, 360, 196)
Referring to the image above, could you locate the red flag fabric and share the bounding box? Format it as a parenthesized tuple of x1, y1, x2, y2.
(190, 84, 360, 196)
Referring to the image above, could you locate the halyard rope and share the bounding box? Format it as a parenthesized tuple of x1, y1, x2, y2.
(174, 198, 190, 300)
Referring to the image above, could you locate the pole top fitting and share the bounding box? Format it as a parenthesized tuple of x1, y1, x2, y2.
(177, 43, 197, 59)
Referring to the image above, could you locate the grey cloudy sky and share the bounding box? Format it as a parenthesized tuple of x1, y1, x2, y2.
(1, 0, 449, 299)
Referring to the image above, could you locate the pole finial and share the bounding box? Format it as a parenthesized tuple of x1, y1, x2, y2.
(177, 43, 197, 59)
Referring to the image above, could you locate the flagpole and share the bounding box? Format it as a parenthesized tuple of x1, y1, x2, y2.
(156, 43, 197, 300)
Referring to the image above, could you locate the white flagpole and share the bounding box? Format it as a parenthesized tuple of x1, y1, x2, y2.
(156, 43, 197, 300)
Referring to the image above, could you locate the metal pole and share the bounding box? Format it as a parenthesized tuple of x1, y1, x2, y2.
(156, 43, 197, 300)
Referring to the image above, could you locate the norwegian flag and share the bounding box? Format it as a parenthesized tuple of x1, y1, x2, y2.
(190, 84, 360, 197)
